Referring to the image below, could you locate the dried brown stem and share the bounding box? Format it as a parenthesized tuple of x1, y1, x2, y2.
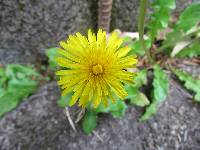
(98, 0, 113, 32)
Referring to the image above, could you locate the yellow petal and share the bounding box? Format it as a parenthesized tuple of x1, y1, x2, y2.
(69, 81, 86, 106)
(56, 70, 84, 76)
(116, 46, 131, 58)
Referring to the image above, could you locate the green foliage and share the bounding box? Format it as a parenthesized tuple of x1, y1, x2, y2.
(152, 0, 176, 9)
(95, 99, 127, 118)
(175, 2, 200, 32)
(126, 69, 150, 107)
(133, 69, 148, 88)
(129, 39, 151, 56)
(109, 100, 127, 118)
(122, 36, 133, 44)
(81, 98, 127, 134)
(172, 68, 200, 102)
(57, 92, 73, 107)
(129, 91, 150, 107)
(152, 64, 169, 102)
(140, 65, 169, 121)
(162, 3, 200, 57)
(45, 47, 59, 70)
(176, 40, 200, 58)
(148, 0, 176, 41)
(0, 64, 40, 117)
(82, 109, 98, 134)
(140, 102, 158, 121)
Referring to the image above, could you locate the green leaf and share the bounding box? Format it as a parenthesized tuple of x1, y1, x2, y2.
(109, 100, 127, 118)
(125, 85, 139, 99)
(172, 68, 200, 102)
(142, 70, 168, 120)
(175, 2, 200, 32)
(133, 69, 148, 88)
(57, 92, 73, 107)
(0, 84, 37, 117)
(152, 0, 176, 9)
(162, 30, 185, 53)
(130, 92, 150, 107)
(148, 0, 176, 41)
(6, 64, 39, 79)
(153, 64, 169, 102)
(0, 64, 39, 117)
(124, 69, 148, 98)
(94, 103, 110, 113)
(45, 47, 59, 70)
(0, 93, 19, 117)
(82, 110, 98, 134)
(139, 102, 158, 121)
(176, 40, 200, 58)
(125, 69, 149, 107)
(126, 85, 149, 107)
(122, 36, 133, 44)
(129, 39, 151, 56)
(94, 99, 127, 118)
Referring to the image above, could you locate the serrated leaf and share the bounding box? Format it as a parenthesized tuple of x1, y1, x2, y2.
(139, 102, 158, 121)
(148, 0, 176, 41)
(172, 68, 200, 102)
(57, 92, 73, 107)
(45, 47, 59, 70)
(6, 64, 39, 79)
(153, 64, 169, 102)
(133, 69, 148, 88)
(82, 110, 98, 134)
(175, 2, 200, 32)
(176, 40, 200, 58)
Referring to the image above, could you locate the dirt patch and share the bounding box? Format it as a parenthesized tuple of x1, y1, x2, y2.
(0, 79, 200, 150)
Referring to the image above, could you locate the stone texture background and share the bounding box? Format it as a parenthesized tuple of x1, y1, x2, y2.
(0, 0, 199, 64)
(1, 80, 200, 150)
(0, 1, 200, 149)
(0, 0, 95, 62)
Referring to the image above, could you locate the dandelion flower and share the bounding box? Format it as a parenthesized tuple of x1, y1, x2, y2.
(56, 29, 137, 108)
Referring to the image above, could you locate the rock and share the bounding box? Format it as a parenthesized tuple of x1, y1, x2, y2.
(0, 48, 35, 65)
(1, 79, 200, 150)
(0, 0, 94, 58)
(110, 0, 140, 31)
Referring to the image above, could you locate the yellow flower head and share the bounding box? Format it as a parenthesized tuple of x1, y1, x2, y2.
(56, 29, 137, 108)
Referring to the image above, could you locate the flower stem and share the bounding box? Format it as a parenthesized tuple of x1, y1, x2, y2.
(138, 0, 153, 63)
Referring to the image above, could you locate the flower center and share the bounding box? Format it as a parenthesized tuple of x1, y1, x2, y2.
(92, 64, 103, 75)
